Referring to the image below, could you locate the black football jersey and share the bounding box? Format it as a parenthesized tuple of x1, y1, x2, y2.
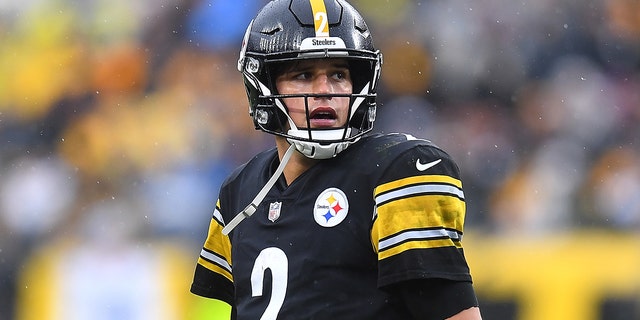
(191, 133, 473, 319)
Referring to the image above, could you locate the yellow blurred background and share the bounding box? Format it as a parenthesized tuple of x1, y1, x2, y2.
(1, 0, 639, 319)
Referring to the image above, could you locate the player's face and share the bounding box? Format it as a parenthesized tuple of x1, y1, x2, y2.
(275, 59, 352, 129)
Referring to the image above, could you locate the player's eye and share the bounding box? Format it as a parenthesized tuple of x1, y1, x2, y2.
(332, 69, 350, 81)
(293, 72, 312, 80)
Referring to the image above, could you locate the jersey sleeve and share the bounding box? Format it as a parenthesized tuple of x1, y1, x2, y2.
(190, 199, 235, 304)
(371, 142, 473, 288)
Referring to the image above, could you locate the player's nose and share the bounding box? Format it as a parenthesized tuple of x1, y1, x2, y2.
(312, 74, 332, 95)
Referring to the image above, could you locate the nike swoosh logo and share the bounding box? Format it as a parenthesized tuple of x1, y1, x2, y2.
(416, 158, 442, 171)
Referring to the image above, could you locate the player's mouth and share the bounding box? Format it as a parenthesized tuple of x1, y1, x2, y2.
(309, 107, 338, 127)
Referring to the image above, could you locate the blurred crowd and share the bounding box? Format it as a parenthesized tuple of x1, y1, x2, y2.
(0, 0, 638, 319)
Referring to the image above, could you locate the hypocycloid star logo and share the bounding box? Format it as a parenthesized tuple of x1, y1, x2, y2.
(313, 187, 349, 227)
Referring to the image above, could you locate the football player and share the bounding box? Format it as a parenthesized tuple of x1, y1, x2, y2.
(190, 0, 482, 319)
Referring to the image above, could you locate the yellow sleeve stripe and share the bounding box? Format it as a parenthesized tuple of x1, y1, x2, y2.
(375, 175, 463, 197)
(373, 176, 465, 235)
(200, 248, 231, 273)
(203, 216, 232, 258)
(376, 184, 464, 211)
(371, 193, 466, 256)
(198, 206, 233, 282)
(380, 228, 462, 250)
(375, 194, 466, 233)
(198, 256, 233, 282)
(378, 238, 462, 260)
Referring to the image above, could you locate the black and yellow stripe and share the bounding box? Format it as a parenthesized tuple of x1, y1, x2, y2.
(197, 201, 233, 282)
(372, 175, 466, 260)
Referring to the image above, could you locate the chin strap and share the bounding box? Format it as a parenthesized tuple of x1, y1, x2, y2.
(222, 144, 296, 235)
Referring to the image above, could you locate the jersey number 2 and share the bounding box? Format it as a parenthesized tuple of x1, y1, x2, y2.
(251, 247, 288, 320)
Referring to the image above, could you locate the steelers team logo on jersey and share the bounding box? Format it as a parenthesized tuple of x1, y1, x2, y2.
(313, 187, 349, 227)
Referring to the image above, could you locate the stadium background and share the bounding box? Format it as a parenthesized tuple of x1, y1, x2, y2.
(0, 0, 638, 319)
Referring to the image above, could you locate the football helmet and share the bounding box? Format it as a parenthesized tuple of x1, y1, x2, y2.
(237, 0, 383, 159)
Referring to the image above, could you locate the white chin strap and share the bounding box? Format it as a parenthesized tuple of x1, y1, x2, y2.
(287, 128, 355, 159)
(221, 144, 296, 235)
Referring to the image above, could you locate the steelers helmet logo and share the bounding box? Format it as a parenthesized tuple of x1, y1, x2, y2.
(313, 187, 349, 227)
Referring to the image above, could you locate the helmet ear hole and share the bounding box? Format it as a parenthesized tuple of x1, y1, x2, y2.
(254, 105, 288, 133)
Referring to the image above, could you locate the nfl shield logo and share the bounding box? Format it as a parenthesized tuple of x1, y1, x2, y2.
(268, 202, 282, 222)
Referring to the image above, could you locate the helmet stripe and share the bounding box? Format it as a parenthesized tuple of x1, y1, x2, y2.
(309, 0, 330, 37)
